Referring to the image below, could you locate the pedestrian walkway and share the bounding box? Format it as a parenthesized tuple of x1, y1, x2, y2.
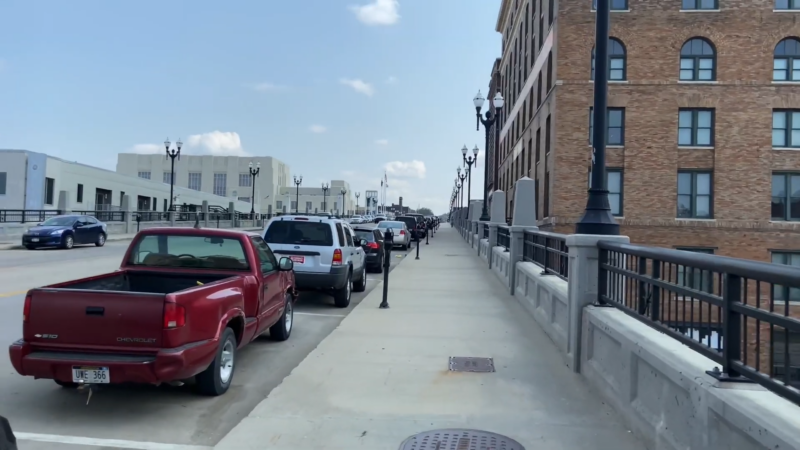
(214, 225, 645, 449)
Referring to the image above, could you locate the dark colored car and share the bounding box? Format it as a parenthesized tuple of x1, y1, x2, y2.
(22, 215, 108, 250)
(354, 227, 385, 273)
(395, 216, 421, 239)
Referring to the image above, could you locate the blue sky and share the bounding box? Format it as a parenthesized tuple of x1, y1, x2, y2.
(0, 0, 501, 214)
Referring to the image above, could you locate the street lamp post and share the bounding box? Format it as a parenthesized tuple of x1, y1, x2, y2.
(248, 162, 260, 215)
(355, 192, 360, 214)
(461, 145, 479, 207)
(322, 183, 329, 212)
(575, 0, 619, 236)
(473, 91, 505, 222)
(457, 168, 466, 210)
(293, 175, 303, 214)
(340, 189, 347, 216)
(164, 138, 182, 212)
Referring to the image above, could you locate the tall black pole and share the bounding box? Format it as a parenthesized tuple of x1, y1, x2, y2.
(169, 157, 175, 212)
(575, 0, 619, 236)
(322, 183, 328, 212)
(478, 113, 497, 222)
(294, 176, 302, 214)
(249, 162, 260, 215)
(466, 162, 473, 207)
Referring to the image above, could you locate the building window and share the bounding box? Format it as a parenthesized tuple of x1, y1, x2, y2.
(546, 52, 553, 91)
(676, 248, 715, 293)
(588, 168, 624, 216)
(163, 172, 172, 184)
(188, 172, 201, 191)
(774, 38, 800, 82)
(276, 201, 283, 210)
(591, 38, 627, 81)
(0, 172, 6, 195)
(138, 171, 151, 180)
(773, 110, 800, 148)
(592, 0, 628, 10)
(238, 196, 250, 203)
(306, 201, 312, 212)
(678, 109, 714, 146)
(771, 252, 800, 303)
(290, 201, 298, 212)
(677, 171, 713, 218)
(772, 173, 800, 221)
(239, 173, 252, 187)
(679, 38, 716, 81)
(771, 329, 800, 387)
(213, 173, 227, 197)
(333, 202, 338, 211)
(681, 0, 718, 9)
(589, 107, 625, 145)
(44, 177, 55, 205)
(776, 0, 800, 10)
(548, 0, 554, 25)
(76, 184, 83, 203)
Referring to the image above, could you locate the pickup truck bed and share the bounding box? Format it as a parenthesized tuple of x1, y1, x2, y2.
(65, 271, 235, 294)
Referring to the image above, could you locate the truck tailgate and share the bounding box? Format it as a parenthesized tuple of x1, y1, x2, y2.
(26, 289, 165, 349)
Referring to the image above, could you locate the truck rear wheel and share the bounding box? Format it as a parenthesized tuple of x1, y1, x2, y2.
(269, 293, 293, 341)
(195, 327, 236, 396)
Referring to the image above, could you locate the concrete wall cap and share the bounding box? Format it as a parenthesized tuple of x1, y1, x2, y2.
(565, 234, 630, 247)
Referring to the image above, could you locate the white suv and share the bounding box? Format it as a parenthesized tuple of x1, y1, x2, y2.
(263, 215, 368, 307)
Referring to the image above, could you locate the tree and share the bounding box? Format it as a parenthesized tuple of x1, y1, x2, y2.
(416, 207, 434, 216)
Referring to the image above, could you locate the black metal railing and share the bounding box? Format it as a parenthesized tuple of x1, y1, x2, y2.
(497, 226, 511, 250)
(0, 209, 62, 223)
(135, 211, 170, 222)
(522, 230, 569, 280)
(597, 241, 800, 406)
(75, 211, 126, 222)
(483, 224, 489, 239)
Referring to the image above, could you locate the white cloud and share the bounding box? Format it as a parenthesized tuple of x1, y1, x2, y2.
(384, 160, 426, 179)
(249, 82, 287, 92)
(339, 78, 375, 96)
(186, 131, 247, 156)
(385, 76, 397, 84)
(375, 139, 389, 145)
(349, 0, 400, 26)
(130, 143, 163, 154)
(309, 125, 327, 133)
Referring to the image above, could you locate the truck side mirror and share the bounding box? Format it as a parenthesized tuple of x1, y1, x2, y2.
(278, 257, 294, 271)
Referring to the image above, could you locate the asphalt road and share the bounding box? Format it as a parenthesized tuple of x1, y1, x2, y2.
(0, 228, 413, 450)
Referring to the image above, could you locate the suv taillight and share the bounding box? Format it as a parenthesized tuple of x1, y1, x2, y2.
(163, 303, 186, 329)
(367, 242, 379, 249)
(332, 248, 343, 265)
(23, 293, 32, 323)
(399, 230, 405, 235)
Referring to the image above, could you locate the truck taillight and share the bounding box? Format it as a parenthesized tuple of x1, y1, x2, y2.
(163, 303, 186, 329)
(332, 248, 343, 266)
(23, 294, 31, 323)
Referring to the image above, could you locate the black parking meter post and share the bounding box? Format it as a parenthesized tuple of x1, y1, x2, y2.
(426, 226, 429, 245)
(217, 215, 220, 228)
(380, 229, 391, 309)
(415, 233, 420, 260)
(136, 214, 141, 232)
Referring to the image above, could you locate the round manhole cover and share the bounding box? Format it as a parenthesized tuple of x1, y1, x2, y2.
(399, 429, 525, 450)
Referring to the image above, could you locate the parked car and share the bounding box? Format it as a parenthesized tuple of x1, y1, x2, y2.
(349, 215, 364, 224)
(395, 215, 424, 240)
(353, 227, 386, 272)
(406, 213, 428, 238)
(376, 220, 411, 250)
(262, 215, 367, 307)
(22, 215, 107, 250)
(9, 228, 297, 396)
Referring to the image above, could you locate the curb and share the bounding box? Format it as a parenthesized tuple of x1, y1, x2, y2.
(0, 228, 263, 251)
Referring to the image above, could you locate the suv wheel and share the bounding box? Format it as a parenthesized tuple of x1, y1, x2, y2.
(333, 271, 352, 308)
(353, 265, 366, 292)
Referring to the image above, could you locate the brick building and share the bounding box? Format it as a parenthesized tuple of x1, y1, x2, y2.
(487, 0, 800, 385)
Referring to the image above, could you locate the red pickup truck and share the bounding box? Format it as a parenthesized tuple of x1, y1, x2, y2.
(8, 227, 297, 396)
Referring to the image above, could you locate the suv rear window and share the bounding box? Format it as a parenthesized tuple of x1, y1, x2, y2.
(354, 230, 375, 242)
(265, 221, 334, 246)
(397, 217, 417, 229)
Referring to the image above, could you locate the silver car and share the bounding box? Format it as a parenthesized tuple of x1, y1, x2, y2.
(376, 220, 410, 250)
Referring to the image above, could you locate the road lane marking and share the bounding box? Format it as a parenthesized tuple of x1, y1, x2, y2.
(295, 312, 347, 317)
(0, 289, 27, 298)
(15, 432, 212, 449)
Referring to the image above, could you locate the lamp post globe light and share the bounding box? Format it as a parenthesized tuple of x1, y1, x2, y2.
(248, 161, 260, 215)
(472, 90, 504, 222)
(461, 144, 479, 207)
(340, 188, 347, 216)
(322, 183, 329, 212)
(164, 138, 182, 212)
(293, 175, 303, 214)
(576, 0, 619, 235)
(457, 168, 467, 209)
(355, 192, 360, 214)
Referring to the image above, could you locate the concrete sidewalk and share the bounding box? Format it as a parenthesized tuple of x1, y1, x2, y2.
(0, 227, 263, 250)
(214, 225, 644, 449)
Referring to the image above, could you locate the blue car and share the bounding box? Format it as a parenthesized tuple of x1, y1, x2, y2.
(22, 215, 108, 250)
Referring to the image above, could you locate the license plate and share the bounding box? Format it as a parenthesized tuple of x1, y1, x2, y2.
(72, 366, 110, 384)
(290, 256, 305, 264)
(30, 238, 39, 242)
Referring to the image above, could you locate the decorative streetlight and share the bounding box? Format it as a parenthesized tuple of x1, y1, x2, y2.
(340, 188, 347, 215)
(248, 161, 260, 215)
(293, 175, 303, 213)
(164, 138, 182, 212)
(473, 90, 504, 222)
(355, 192, 360, 214)
(461, 145, 479, 207)
(576, 0, 619, 235)
(457, 168, 467, 210)
(322, 183, 329, 212)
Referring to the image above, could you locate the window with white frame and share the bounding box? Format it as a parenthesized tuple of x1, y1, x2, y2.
(771, 252, 800, 303)
(138, 171, 151, 180)
(188, 172, 201, 190)
(213, 173, 227, 196)
(163, 172, 172, 184)
(239, 173, 252, 187)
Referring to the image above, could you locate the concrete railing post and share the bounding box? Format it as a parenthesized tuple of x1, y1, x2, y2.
(121, 194, 134, 234)
(508, 178, 538, 296)
(487, 190, 506, 269)
(564, 234, 629, 373)
(202, 201, 210, 227)
(478, 221, 488, 255)
(169, 211, 177, 226)
(229, 201, 236, 227)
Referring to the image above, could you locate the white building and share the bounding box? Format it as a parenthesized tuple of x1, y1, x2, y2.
(116, 153, 291, 214)
(276, 180, 355, 215)
(0, 149, 255, 213)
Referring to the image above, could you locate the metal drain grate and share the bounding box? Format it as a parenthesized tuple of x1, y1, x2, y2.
(449, 357, 495, 373)
(399, 429, 525, 450)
